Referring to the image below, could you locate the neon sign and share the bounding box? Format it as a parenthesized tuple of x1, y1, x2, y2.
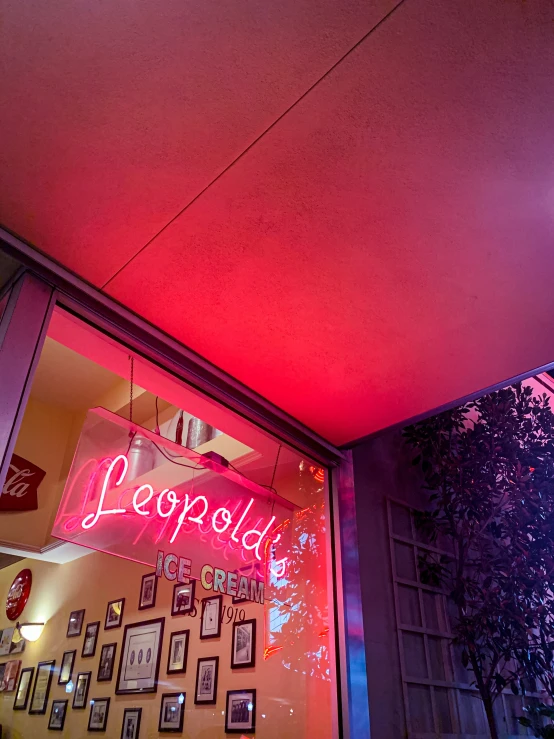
(52, 408, 293, 583)
(79, 454, 278, 562)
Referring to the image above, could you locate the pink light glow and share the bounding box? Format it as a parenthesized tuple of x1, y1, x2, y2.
(67, 453, 285, 565)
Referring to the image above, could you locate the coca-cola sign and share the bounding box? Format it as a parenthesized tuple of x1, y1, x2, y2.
(1, 455, 45, 511)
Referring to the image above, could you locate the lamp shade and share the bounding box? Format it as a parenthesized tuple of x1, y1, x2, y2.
(17, 621, 45, 641)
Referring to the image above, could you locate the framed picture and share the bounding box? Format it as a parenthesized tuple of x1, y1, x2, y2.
(82, 621, 100, 658)
(167, 630, 189, 674)
(138, 572, 157, 610)
(67, 609, 85, 637)
(171, 580, 195, 616)
(58, 649, 76, 685)
(121, 707, 142, 739)
(0, 627, 15, 656)
(116, 617, 165, 694)
(159, 692, 185, 733)
(73, 671, 91, 709)
(105, 598, 125, 630)
(29, 660, 55, 714)
(88, 697, 110, 731)
(0, 663, 7, 688)
(3, 659, 22, 691)
(231, 619, 256, 669)
(200, 595, 222, 639)
(9, 633, 26, 655)
(225, 689, 256, 734)
(13, 666, 34, 710)
(48, 699, 68, 731)
(98, 643, 117, 681)
(194, 656, 219, 705)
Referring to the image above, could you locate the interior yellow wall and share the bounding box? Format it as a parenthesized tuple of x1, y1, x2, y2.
(0, 398, 78, 550)
(0, 551, 334, 738)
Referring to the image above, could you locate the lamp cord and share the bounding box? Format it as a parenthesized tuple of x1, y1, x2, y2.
(129, 356, 134, 424)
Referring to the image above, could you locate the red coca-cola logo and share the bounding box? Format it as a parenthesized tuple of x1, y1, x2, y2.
(6, 569, 32, 621)
(1, 454, 45, 511)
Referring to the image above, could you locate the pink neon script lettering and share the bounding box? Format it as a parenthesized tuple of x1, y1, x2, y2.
(78, 455, 280, 561)
(81, 456, 128, 529)
(169, 494, 209, 544)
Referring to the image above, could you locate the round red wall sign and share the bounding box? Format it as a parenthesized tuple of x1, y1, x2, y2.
(6, 569, 32, 621)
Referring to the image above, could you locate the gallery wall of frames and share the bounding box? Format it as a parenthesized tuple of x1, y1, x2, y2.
(0, 547, 332, 738)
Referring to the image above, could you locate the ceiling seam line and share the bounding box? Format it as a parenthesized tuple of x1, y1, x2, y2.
(101, 0, 409, 290)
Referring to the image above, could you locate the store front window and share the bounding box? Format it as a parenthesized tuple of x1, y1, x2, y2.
(0, 305, 337, 737)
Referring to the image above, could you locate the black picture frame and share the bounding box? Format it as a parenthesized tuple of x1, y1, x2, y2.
(194, 656, 219, 705)
(97, 643, 117, 682)
(171, 580, 195, 616)
(67, 609, 85, 638)
(58, 649, 76, 685)
(73, 671, 91, 709)
(48, 699, 68, 731)
(138, 572, 158, 610)
(200, 595, 222, 639)
(105, 598, 125, 630)
(82, 621, 100, 658)
(116, 617, 165, 695)
(121, 707, 142, 739)
(231, 619, 256, 669)
(225, 689, 256, 734)
(29, 660, 55, 715)
(167, 630, 189, 675)
(88, 697, 111, 732)
(13, 666, 34, 710)
(159, 692, 185, 733)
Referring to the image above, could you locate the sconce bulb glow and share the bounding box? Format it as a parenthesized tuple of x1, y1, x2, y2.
(178, 693, 184, 704)
(66, 680, 74, 694)
(17, 621, 45, 642)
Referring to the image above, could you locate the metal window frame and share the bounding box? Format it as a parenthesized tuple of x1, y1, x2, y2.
(0, 230, 370, 739)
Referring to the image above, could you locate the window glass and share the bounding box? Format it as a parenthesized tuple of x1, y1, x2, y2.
(0, 306, 336, 739)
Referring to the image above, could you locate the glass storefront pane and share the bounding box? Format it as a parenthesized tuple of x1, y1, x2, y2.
(0, 306, 337, 738)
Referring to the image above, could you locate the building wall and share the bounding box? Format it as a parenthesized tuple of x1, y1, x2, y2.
(352, 428, 427, 739)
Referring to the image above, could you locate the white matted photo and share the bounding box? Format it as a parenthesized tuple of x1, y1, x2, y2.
(82, 621, 100, 658)
(116, 618, 164, 694)
(88, 697, 110, 731)
(121, 707, 142, 739)
(158, 692, 185, 733)
(98, 643, 117, 682)
(225, 689, 256, 734)
(231, 619, 256, 669)
(167, 630, 189, 674)
(58, 650, 76, 685)
(73, 671, 91, 709)
(29, 660, 55, 714)
(194, 656, 219, 705)
(105, 598, 125, 630)
(67, 609, 85, 638)
(48, 699, 68, 731)
(200, 595, 222, 639)
(138, 573, 157, 610)
(171, 580, 195, 616)
(13, 666, 34, 711)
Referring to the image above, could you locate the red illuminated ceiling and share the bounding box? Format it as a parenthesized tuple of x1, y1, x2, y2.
(2, 0, 554, 446)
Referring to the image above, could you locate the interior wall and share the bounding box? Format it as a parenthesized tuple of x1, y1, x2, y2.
(351, 428, 427, 739)
(0, 548, 332, 738)
(2, 397, 78, 550)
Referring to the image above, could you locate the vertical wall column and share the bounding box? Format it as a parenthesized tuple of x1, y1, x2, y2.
(333, 451, 371, 739)
(0, 272, 54, 488)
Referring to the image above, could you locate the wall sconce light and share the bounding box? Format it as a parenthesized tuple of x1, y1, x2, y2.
(16, 621, 45, 642)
